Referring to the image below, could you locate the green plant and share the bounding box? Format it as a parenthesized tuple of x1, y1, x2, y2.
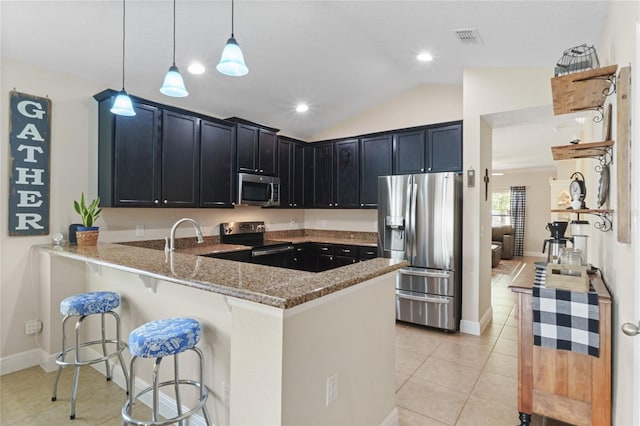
(74, 193, 102, 227)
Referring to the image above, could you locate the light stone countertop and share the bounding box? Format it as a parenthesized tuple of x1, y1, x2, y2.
(38, 242, 405, 309)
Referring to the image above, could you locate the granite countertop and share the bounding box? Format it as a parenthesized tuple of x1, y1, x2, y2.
(38, 242, 405, 309)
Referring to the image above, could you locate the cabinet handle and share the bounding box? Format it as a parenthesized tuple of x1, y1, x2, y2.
(361, 203, 364, 207)
(335, 203, 339, 207)
(342, 249, 351, 253)
(352, 259, 357, 263)
(254, 169, 258, 172)
(428, 167, 432, 171)
(329, 203, 333, 207)
(163, 200, 168, 204)
(321, 247, 329, 251)
(154, 200, 159, 205)
(421, 168, 424, 172)
(259, 169, 264, 173)
(293, 204, 297, 207)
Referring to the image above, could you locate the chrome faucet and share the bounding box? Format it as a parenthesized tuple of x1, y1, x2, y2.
(165, 218, 204, 253)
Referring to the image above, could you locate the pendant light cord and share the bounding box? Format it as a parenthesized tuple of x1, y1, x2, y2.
(121, 0, 126, 89)
(231, 0, 235, 37)
(172, 0, 176, 65)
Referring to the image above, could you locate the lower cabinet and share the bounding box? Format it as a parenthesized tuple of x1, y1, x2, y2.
(291, 243, 377, 272)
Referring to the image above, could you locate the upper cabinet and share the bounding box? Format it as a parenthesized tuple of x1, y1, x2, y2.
(310, 142, 334, 208)
(278, 136, 306, 208)
(392, 122, 462, 174)
(360, 134, 392, 208)
(310, 139, 359, 208)
(94, 89, 235, 208)
(231, 119, 279, 176)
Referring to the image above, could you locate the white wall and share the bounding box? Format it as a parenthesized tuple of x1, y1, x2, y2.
(492, 168, 557, 256)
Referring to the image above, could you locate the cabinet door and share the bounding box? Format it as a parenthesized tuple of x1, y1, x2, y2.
(360, 134, 392, 208)
(312, 143, 334, 208)
(393, 130, 426, 174)
(161, 110, 199, 207)
(278, 138, 293, 207)
(334, 139, 359, 208)
(110, 102, 161, 207)
(292, 142, 305, 208)
(236, 123, 258, 173)
(427, 123, 462, 172)
(258, 129, 278, 175)
(200, 120, 235, 207)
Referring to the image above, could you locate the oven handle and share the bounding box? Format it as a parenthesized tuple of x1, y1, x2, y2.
(395, 291, 450, 304)
(252, 245, 295, 257)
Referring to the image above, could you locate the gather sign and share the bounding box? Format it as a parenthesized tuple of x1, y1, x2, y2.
(8, 91, 51, 236)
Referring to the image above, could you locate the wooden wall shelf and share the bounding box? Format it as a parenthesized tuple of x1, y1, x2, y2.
(551, 65, 618, 115)
(551, 209, 613, 232)
(551, 140, 614, 161)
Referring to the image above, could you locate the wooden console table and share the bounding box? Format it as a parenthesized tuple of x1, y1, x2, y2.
(510, 272, 611, 426)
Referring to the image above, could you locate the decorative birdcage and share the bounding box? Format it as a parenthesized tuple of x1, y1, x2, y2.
(555, 44, 600, 76)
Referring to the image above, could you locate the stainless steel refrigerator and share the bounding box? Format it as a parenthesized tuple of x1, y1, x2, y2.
(377, 173, 462, 331)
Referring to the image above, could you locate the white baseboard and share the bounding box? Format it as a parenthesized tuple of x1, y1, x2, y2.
(0, 348, 44, 375)
(459, 319, 480, 335)
(380, 406, 398, 426)
(479, 306, 494, 334)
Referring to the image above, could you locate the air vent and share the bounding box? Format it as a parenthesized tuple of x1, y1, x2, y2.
(454, 28, 482, 45)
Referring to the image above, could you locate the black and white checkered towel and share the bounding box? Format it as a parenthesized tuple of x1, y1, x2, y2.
(532, 264, 600, 357)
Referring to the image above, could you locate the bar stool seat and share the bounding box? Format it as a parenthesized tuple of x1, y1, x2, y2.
(123, 318, 210, 426)
(51, 291, 129, 420)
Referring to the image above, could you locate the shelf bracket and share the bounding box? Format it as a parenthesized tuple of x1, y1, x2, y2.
(578, 211, 613, 232)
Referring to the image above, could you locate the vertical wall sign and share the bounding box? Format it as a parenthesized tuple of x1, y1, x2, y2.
(8, 91, 51, 236)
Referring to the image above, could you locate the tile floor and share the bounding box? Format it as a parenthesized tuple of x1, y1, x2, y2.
(1, 256, 572, 425)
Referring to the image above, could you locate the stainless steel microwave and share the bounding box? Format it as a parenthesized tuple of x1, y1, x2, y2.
(237, 173, 280, 207)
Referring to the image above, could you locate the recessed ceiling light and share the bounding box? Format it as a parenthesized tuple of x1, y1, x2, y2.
(417, 52, 433, 62)
(296, 103, 309, 113)
(188, 62, 205, 74)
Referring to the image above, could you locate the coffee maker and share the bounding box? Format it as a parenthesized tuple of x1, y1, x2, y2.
(543, 221, 571, 263)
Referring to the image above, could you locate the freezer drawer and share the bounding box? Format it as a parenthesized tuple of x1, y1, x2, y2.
(395, 290, 457, 331)
(396, 267, 454, 297)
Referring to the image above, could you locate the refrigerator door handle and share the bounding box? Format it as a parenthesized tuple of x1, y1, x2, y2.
(398, 268, 452, 279)
(409, 179, 418, 264)
(404, 177, 413, 261)
(396, 291, 451, 304)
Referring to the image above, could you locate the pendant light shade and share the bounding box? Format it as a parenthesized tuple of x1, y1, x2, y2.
(111, 0, 135, 116)
(160, 65, 188, 97)
(217, 0, 248, 76)
(160, 0, 188, 97)
(111, 90, 136, 116)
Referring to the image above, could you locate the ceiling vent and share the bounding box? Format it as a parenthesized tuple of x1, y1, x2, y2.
(454, 29, 482, 45)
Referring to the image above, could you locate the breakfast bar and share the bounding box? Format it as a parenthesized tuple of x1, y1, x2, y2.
(37, 242, 405, 425)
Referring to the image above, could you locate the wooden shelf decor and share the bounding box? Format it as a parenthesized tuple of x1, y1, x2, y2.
(551, 140, 614, 164)
(616, 66, 631, 243)
(551, 209, 613, 232)
(551, 65, 618, 117)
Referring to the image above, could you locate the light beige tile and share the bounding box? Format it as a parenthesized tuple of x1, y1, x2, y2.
(396, 326, 445, 356)
(471, 371, 518, 409)
(431, 341, 492, 369)
(395, 371, 410, 392)
(492, 311, 509, 325)
(492, 303, 513, 315)
(506, 314, 518, 328)
(483, 352, 517, 380)
(396, 376, 467, 425)
(413, 357, 481, 394)
(500, 325, 517, 341)
(395, 347, 427, 375)
(397, 407, 448, 426)
(493, 336, 518, 357)
(455, 394, 520, 426)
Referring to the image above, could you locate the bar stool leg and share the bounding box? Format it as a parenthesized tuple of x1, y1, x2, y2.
(101, 313, 112, 381)
(69, 316, 86, 419)
(173, 354, 185, 426)
(152, 357, 162, 423)
(112, 311, 130, 395)
(51, 315, 70, 402)
(195, 347, 212, 425)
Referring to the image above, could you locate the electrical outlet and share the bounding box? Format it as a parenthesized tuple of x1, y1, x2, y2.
(135, 224, 145, 237)
(326, 373, 338, 406)
(25, 319, 42, 335)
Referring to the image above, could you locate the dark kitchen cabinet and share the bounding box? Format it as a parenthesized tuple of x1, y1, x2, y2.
(427, 123, 462, 172)
(96, 93, 161, 207)
(393, 130, 426, 174)
(311, 142, 334, 208)
(289, 243, 311, 270)
(200, 120, 236, 207)
(278, 137, 306, 208)
(161, 110, 199, 207)
(235, 122, 278, 176)
(360, 134, 392, 208)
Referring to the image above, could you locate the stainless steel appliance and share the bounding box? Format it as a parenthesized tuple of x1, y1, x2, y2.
(237, 173, 280, 207)
(543, 221, 571, 264)
(377, 173, 462, 331)
(219, 221, 293, 266)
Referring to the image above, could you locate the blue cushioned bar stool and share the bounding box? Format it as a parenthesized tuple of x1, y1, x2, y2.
(122, 317, 210, 426)
(51, 291, 129, 419)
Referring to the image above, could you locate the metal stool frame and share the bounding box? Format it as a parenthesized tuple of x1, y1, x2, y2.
(51, 310, 129, 419)
(122, 346, 210, 426)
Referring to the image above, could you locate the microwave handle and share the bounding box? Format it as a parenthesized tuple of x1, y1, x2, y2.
(269, 182, 275, 203)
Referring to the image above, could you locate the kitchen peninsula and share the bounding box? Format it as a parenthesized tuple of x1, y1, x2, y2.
(37, 240, 405, 426)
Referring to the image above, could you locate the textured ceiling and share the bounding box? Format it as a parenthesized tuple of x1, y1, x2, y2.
(2, 1, 608, 169)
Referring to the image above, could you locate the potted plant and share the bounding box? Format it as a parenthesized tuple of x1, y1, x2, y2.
(73, 193, 102, 246)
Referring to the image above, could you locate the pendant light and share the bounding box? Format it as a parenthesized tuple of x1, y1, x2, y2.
(160, 0, 188, 97)
(111, 0, 136, 116)
(217, 0, 248, 76)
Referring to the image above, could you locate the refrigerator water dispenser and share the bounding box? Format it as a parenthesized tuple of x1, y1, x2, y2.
(384, 216, 405, 252)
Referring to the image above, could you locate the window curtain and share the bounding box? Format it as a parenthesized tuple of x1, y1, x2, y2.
(510, 186, 526, 257)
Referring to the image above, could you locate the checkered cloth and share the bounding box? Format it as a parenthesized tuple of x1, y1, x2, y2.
(532, 264, 600, 357)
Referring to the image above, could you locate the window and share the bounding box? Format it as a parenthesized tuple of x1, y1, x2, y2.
(492, 190, 511, 226)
